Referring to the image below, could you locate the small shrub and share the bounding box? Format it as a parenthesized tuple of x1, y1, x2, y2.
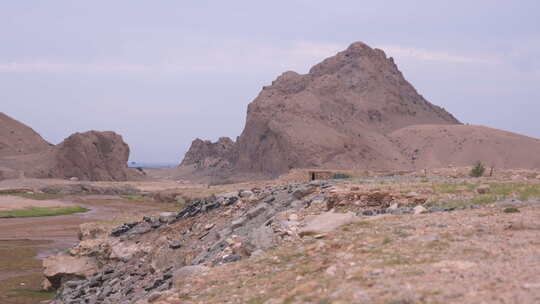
(332, 173, 350, 179)
(503, 207, 520, 213)
(470, 161, 486, 178)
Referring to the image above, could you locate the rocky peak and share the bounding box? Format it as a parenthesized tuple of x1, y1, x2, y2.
(181, 41, 462, 177)
(180, 137, 236, 169)
(308, 41, 390, 77)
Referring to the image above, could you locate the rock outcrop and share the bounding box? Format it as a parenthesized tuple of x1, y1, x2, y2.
(47, 181, 339, 303)
(0, 112, 136, 181)
(233, 42, 460, 176)
(180, 41, 540, 177)
(48, 131, 132, 181)
(46, 177, 496, 303)
(42, 254, 99, 291)
(180, 137, 236, 169)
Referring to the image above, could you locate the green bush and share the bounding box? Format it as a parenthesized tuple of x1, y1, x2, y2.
(332, 173, 350, 179)
(470, 161, 485, 178)
(503, 207, 520, 213)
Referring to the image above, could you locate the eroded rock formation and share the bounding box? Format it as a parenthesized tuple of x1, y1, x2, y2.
(49, 131, 132, 181)
(180, 137, 236, 169)
(0, 112, 136, 181)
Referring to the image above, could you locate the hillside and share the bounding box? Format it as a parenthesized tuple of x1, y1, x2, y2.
(0, 112, 51, 158)
(390, 124, 540, 170)
(0, 112, 136, 181)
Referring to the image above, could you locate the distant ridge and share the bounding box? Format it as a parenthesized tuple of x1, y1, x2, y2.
(0, 112, 137, 181)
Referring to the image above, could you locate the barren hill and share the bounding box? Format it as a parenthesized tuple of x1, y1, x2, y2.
(390, 124, 540, 170)
(180, 41, 540, 177)
(0, 112, 50, 157)
(0, 113, 136, 181)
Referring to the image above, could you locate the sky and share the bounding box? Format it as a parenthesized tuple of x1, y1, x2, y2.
(1, 1, 539, 163)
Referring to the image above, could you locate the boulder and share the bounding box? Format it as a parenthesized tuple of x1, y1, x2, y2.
(413, 205, 428, 215)
(292, 186, 317, 199)
(159, 212, 177, 224)
(78, 222, 108, 241)
(476, 184, 491, 194)
(42, 254, 99, 290)
(172, 265, 209, 286)
(299, 212, 359, 236)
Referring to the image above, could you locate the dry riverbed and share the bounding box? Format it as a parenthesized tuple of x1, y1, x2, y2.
(0, 191, 179, 304)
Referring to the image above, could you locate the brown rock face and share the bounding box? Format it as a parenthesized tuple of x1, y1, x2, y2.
(180, 137, 236, 169)
(49, 131, 131, 181)
(0, 113, 135, 181)
(235, 42, 461, 176)
(182, 41, 461, 177)
(42, 254, 99, 290)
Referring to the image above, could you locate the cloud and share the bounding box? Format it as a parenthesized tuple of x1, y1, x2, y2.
(0, 62, 152, 73)
(0, 41, 345, 75)
(379, 45, 500, 65)
(3, 41, 536, 78)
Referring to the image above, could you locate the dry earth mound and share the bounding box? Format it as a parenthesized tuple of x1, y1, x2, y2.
(0, 112, 50, 157)
(391, 124, 540, 170)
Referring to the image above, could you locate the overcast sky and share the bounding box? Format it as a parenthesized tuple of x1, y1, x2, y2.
(2, 1, 539, 163)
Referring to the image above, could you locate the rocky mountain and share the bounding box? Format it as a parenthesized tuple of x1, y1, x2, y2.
(233, 42, 460, 175)
(180, 41, 540, 177)
(0, 112, 136, 181)
(180, 42, 459, 177)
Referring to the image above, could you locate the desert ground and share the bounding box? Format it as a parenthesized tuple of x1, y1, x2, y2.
(1, 167, 540, 303)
